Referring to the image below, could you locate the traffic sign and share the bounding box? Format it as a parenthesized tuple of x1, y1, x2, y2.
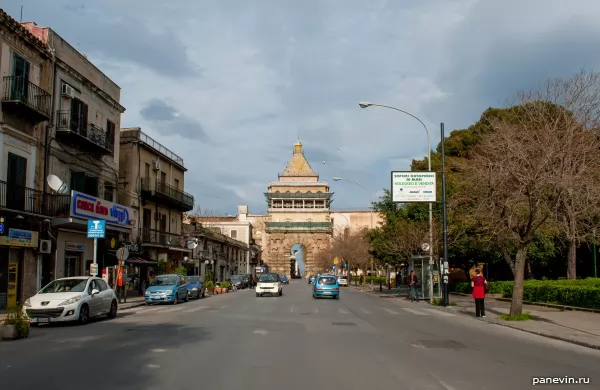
(116, 247, 130, 261)
(90, 263, 98, 276)
(87, 220, 105, 238)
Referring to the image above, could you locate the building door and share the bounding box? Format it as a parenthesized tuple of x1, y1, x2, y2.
(142, 208, 151, 242)
(159, 213, 167, 245)
(64, 254, 81, 277)
(7, 249, 21, 308)
(6, 152, 27, 211)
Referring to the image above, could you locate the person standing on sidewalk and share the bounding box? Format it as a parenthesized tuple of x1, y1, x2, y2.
(408, 270, 418, 302)
(471, 268, 488, 317)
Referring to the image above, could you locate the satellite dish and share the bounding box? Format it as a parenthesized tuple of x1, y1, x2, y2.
(47, 174, 68, 194)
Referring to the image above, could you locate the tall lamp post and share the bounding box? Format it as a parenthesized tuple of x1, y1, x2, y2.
(358, 101, 435, 303)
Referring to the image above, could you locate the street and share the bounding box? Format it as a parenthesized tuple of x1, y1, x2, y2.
(1, 281, 598, 389)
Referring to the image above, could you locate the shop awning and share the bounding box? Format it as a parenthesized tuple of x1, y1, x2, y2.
(125, 257, 158, 265)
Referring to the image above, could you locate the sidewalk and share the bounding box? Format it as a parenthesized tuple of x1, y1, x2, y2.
(350, 284, 600, 350)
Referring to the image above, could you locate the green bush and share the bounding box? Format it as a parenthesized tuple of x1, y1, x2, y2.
(448, 278, 600, 308)
(351, 275, 386, 284)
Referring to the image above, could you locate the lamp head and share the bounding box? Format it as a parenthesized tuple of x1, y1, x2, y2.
(358, 101, 373, 109)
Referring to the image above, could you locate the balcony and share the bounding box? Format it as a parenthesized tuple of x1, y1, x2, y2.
(139, 227, 184, 247)
(1, 76, 52, 123)
(0, 180, 70, 217)
(265, 222, 333, 233)
(55, 111, 114, 155)
(140, 177, 194, 212)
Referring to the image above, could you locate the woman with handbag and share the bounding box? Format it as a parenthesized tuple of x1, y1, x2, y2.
(471, 268, 488, 317)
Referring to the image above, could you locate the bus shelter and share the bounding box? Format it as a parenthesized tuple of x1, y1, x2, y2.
(409, 255, 442, 300)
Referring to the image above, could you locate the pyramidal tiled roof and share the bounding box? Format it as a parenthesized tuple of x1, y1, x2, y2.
(280, 139, 318, 177)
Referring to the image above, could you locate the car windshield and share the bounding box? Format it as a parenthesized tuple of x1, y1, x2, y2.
(259, 273, 278, 283)
(185, 277, 200, 284)
(231, 275, 241, 281)
(318, 276, 337, 285)
(151, 276, 177, 286)
(338, 276, 347, 280)
(39, 279, 88, 293)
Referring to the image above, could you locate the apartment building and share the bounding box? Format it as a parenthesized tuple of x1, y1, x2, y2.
(0, 11, 53, 309)
(119, 127, 195, 276)
(20, 22, 133, 283)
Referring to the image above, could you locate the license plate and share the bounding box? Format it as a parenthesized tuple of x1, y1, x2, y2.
(323, 291, 331, 294)
(36, 318, 50, 323)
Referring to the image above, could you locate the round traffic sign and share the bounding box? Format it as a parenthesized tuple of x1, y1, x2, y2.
(116, 246, 130, 261)
(421, 243, 430, 252)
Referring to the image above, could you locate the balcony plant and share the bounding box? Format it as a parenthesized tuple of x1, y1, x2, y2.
(1, 305, 30, 340)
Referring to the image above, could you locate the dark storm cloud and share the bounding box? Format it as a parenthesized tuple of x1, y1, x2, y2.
(140, 99, 208, 141)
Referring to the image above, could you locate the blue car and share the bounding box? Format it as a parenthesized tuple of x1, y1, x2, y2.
(185, 276, 205, 299)
(280, 274, 289, 284)
(144, 274, 188, 305)
(312, 274, 339, 299)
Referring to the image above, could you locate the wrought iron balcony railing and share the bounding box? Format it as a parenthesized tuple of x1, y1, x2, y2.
(55, 111, 114, 154)
(2, 75, 52, 120)
(138, 227, 183, 247)
(140, 177, 194, 212)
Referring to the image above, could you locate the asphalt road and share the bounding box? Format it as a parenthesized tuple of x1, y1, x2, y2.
(1, 280, 598, 389)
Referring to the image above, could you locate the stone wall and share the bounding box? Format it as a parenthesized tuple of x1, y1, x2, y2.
(264, 232, 331, 275)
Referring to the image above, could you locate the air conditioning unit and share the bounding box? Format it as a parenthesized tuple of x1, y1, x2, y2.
(152, 160, 160, 171)
(61, 84, 75, 98)
(39, 239, 52, 254)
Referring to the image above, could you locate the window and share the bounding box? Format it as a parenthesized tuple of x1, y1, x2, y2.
(144, 163, 150, 179)
(103, 184, 113, 202)
(174, 179, 179, 189)
(230, 230, 237, 239)
(96, 279, 108, 291)
(106, 120, 116, 152)
(160, 171, 166, 183)
(71, 171, 98, 196)
(70, 98, 88, 134)
(10, 53, 30, 101)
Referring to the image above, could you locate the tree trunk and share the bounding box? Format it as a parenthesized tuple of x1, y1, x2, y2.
(567, 240, 577, 279)
(526, 259, 534, 279)
(501, 247, 515, 276)
(509, 246, 527, 316)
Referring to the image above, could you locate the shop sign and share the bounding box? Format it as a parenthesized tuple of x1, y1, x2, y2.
(66, 242, 85, 252)
(70, 191, 134, 227)
(0, 229, 38, 248)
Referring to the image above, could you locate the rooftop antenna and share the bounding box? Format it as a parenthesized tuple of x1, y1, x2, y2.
(20, 6, 23, 22)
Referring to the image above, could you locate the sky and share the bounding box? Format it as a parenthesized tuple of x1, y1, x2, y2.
(6, 0, 600, 215)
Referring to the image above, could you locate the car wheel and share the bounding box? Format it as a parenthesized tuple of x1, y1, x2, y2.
(78, 304, 90, 325)
(184, 294, 189, 302)
(279, 289, 283, 296)
(107, 299, 118, 318)
(201, 289, 205, 298)
(172, 294, 178, 305)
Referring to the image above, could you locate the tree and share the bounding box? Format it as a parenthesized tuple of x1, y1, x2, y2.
(452, 71, 600, 315)
(331, 227, 371, 272)
(313, 246, 333, 272)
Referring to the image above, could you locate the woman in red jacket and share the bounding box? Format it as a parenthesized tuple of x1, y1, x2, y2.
(471, 268, 488, 317)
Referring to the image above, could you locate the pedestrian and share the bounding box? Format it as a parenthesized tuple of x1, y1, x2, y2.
(395, 274, 402, 295)
(408, 270, 418, 302)
(471, 268, 488, 317)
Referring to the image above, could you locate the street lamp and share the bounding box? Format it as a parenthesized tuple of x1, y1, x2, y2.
(358, 101, 435, 304)
(205, 259, 215, 282)
(332, 177, 374, 229)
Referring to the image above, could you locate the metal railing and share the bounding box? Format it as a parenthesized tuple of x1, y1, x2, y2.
(138, 227, 183, 246)
(121, 129, 184, 166)
(266, 222, 333, 231)
(2, 75, 52, 117)
(0, 180, 71, 216)
(140, 177, 194, 209)
(56, 111, 113, 153)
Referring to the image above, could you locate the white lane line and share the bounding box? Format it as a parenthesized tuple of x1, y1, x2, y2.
(290, 306, 295, 313)
(313, 308, 319, 313)
(361, 308, 371, 315)
(220, 305, 228, 309)
(422, 308, 455, 317)
(383, 308, 399, 315)
(402, 307, 429, 316)
(339, 308, 350, 314)
(183, 305, 209, 313)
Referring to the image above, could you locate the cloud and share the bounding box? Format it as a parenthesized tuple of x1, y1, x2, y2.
(8, 0, 600, 214)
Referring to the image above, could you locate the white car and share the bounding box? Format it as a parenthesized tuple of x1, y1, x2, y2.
(337, 275, 348, 286)
(256, 272, 283, 297)
(23, 276, 118, 325)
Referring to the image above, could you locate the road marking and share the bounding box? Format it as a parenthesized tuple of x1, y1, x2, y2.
(383, 308, 399, 315)
(313, 308, 319, 313)
(290, 306, 295, 312)
(339, 308, 350, 314)
(253, 329, 268, 335)
(361, 308, 371, 314)
(402, 307, 429, 316)
(183, 305, 209, 313)
(220, 305, 228, 309)
(422, 308, 455, 316)
(151, 348, 167, 353)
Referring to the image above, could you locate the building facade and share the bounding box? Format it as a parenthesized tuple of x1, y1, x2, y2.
(21, 22, 133, 287)
(0, 11, 53, 309)
(119, 127, 195, 279)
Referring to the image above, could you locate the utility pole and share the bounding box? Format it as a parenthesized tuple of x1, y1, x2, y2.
(441, 123, 449, 307)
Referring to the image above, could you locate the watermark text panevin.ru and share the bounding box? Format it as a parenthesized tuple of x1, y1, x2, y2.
(532, 377, 591, 386)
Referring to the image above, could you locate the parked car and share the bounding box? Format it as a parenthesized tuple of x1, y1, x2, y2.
(145, 274, 188, 305)
(185, 276, 205, 299)
(313, 274, 340, 299)
(256, 272, 283, 297)
(308, 275, 316, 284)
(23, 276, 118, 325)
(230, 274, 246, 290)
(337, 275, 348, 286)
(280, 274, 290, 284)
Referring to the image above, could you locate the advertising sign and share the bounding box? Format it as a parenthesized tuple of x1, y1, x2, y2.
(391, 171, 437, 203)
(70, 191, 134, 227)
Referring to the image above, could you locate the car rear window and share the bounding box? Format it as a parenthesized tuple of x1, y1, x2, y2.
(318, 276, 337, 285)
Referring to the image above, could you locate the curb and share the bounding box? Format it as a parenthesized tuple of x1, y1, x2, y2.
(119, 302, 147, 311)
(425, 302, 600, 351)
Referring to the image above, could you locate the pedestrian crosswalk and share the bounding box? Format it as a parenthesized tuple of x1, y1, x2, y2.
(122, 303, 455, 318)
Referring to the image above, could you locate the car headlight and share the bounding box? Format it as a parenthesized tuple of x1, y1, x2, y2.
(23, 298, 31, 307)
(59, 296, 82, 306)
(165, 290, 173, 294)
